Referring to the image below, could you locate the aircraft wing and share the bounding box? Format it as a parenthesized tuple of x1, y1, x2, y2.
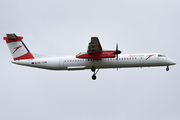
(87, 37, 102, 53)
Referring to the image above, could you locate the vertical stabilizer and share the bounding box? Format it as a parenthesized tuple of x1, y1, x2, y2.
(3, 33, 34, 61)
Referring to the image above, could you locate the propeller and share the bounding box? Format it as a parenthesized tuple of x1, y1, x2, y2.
(115, 43, 121, 60)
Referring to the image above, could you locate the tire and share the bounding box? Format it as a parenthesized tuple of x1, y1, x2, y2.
(92, 75, 96, 80)
(91, 66, 96, 72)
(166, 67, 169, 71)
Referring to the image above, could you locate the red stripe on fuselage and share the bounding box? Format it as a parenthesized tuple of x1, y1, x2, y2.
(14, 52, 34, 61)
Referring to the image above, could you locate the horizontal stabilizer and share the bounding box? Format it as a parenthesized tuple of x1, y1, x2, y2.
(6, 34, 18, 39)
(4, 33, 23, 43)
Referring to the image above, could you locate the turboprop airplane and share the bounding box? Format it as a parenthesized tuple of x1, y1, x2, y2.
(3, 33, 176, 80)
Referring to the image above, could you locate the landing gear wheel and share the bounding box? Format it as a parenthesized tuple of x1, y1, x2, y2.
(92, 74, 97, 80)
(166, 66, 169, 71)
(91, 66, 96, 72)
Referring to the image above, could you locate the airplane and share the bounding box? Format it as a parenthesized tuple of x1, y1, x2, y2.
(3, 33, 176, 80)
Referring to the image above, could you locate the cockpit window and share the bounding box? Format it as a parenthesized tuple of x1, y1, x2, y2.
(158, 54, 166, 57)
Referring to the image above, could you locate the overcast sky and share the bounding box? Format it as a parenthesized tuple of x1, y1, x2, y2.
(0, 0, 180, 120)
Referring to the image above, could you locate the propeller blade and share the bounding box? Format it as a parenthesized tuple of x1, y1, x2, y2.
(116, 43, 118, 51)
(116, 43, 118, 61)
(115, 43, 121, 61)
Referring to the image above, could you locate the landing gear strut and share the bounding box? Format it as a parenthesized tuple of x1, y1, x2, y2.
(166, 66, 169, 71)
(91, 60, 98, 80)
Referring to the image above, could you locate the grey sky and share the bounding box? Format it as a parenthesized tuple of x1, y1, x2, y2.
(0, 0, 180, 120)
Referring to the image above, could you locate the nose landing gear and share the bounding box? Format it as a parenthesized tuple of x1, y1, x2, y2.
(166, 66, 169, 71)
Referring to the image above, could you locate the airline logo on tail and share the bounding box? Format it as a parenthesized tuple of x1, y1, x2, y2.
(13, 45, 23, 53)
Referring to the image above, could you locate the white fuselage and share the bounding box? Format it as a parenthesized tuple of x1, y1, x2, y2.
(12, 53, 176, 71)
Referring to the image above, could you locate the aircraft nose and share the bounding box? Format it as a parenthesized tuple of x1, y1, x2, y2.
(167, 58, 176, 65)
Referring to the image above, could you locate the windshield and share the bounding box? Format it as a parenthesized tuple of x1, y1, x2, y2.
(158, 54, 166, 57)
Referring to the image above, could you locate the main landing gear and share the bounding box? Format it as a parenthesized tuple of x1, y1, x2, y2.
(91, 60, 100, 81)
(166, 66, 169, 71)
(91, 66, 99, 80)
